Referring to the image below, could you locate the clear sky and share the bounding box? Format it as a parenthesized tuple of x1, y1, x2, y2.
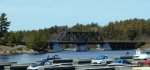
(0, 0, 150, 31)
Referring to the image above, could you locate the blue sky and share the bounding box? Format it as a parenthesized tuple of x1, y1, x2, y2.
(0, 0, 150, 31)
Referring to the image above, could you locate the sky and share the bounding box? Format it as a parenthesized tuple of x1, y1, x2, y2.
(0, 0, 150, 31)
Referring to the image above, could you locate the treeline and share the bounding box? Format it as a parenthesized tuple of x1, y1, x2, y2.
(103, 18, 150, 40)
(1, 13, 150, 51)
(7, 25, 68, 51)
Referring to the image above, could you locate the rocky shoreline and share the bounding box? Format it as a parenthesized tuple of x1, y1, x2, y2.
(0, 50, 37, 55)
(0, 45, 38, 55)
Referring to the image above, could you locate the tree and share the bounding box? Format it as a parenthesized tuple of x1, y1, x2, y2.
(0, 13, 10, 44)
(7, 31, 16, 45)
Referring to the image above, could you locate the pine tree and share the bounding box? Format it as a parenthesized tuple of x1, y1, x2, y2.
(0, 13, 10, 44)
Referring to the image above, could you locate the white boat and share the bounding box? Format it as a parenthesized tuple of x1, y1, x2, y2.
(27, 59, 49, 70)
(91, 55, 112, 64)
(133, 49, 150, 60)
(27, 55, 60, 70)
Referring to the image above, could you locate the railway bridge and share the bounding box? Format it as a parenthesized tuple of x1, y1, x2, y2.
(48, 31, 145, 52)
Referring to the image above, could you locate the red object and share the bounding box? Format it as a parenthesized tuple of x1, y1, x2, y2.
(138, 60, 150, 66)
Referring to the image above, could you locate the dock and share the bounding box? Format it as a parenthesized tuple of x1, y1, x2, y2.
(0, 56, 150, 70)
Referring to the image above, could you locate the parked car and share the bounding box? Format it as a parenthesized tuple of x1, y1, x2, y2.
(108, 59, 132, 66)
(91, 55, 109, 64)
(138, 60, 150, 67)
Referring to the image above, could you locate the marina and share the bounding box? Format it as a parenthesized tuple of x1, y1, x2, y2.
(0, 56, 149, 70)
(0, 50, 150, 70)
(0, 50, 135, 64)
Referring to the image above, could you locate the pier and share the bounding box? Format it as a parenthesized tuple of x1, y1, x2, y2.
(0, 56, 150, 70)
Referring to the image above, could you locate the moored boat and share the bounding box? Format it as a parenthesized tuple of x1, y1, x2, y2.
(133, 49, 150, 60)
(91, 55, 112, 64)
(108, 59, 132, 66)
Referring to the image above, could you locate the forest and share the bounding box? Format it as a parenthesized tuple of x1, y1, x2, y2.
(1, 13, 150, 51)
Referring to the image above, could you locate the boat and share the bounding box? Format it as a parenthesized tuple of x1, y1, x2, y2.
(47, 55, 61, 60)
(91, 55, 109, 64)
(138, 60, 150, 67)
(108, 59, 132, 66)
(133, 49, 150, 60)
(27, 55, 61, 70)
(27, 59, 49, 70)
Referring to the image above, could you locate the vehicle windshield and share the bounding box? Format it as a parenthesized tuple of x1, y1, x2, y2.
(96, 55, 107, 60)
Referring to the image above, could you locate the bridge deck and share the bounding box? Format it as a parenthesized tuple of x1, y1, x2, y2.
(48, 41, 146, 44)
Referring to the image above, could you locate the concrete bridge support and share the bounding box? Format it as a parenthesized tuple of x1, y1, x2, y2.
(96, 44, 104, 51)
(102, 43, 112, 50)
(52, 43, 63, 52)
(75, 44, 87, 52)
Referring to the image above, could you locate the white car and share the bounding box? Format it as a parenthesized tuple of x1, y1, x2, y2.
(91, 55, 108, 64)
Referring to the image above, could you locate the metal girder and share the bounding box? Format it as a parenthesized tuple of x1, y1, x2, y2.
(57, 31, 103, 43)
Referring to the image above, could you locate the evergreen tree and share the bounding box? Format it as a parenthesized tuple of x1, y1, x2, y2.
(0, 13, 10, 44)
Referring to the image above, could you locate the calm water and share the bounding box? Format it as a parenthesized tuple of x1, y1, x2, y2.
(0, 50, 135, 64)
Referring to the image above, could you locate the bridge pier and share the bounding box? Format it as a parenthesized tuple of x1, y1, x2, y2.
(96, 44, 104, 51)
(52, 43, 63, 52)
(102, 43, 112, 50)
(75, 44, 87, 52)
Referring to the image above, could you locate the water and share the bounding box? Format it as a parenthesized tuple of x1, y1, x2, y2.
(0, 50, 135, 64)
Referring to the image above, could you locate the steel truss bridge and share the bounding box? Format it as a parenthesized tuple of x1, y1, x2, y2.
(48, 31, 146, 52)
